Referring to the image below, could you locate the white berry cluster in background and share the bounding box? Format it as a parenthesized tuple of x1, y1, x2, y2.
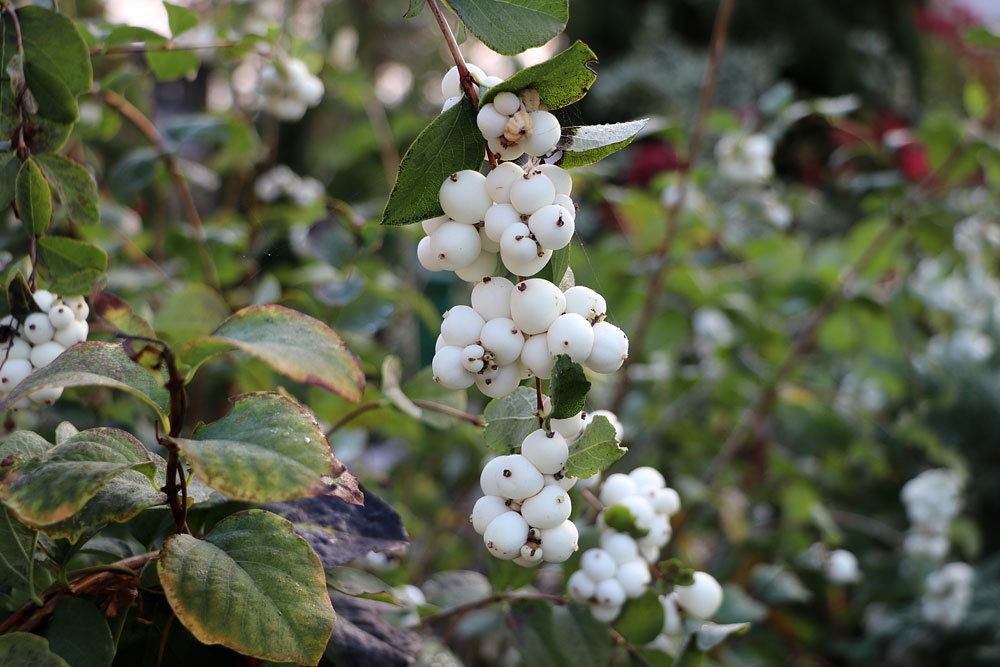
(649, 573, 725, 655)
(254, 165, 325, 207)
(567, 466, 685, 621)
(714, 131, 775, 185)
(901, 468, 964, 561)
(440, 63, 504, 112)
(802, 543, 861, 585)
(431, 277, 628, 397)
(417, 164, 577, 279)
(0, 290, 89, 407)
(920, 561, 974, 628)
(258, 57, 324, 121)
(477, 90, 561, 161)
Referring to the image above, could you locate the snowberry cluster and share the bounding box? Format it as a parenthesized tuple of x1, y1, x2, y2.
(258, 58, 324, 121)
(254, 165, 325, 207)
(566, 467, 682, 621)
(650, 573, 725, 655)
(417, 164, 576, 279)
(431, 277, 628, 397)
(440, 63, 504, 112)
(477, 90, 561, 161)
(921, 562, 974, 628)
(715, 131, 774, 185)
(901, 468, 964, 561)
(0, 291, 89, 407)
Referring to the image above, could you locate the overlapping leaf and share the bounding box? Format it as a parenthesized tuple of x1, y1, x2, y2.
(448, 0, 568, 56)
(480, 41, 597, 110)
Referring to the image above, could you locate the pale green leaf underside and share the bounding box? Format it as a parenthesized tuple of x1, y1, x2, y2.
(559, 119, 649, 169)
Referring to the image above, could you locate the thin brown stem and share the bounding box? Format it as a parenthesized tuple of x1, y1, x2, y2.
(418, 592, 565, 628)
(610, 0, 737, 412)
(425, 0, 498, 168)
(535, 376, 545, 428)
(579, 487, 604, 513)
(99, 89, 220, 291)
(326, 401, 386, 437)
(411, 399, 485, 427)
(2, 4, 23, 54)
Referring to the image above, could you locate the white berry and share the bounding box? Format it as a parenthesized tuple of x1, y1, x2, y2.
(520, 429, 568, 474)
(461, 344, 485, 373)
(493, 91, 521, 116)
(601, 532, 639, 565)
(53, 320, 88, 347)
(439, 170, 491, 224)
(510, 279, 565, 335)
(628, 466, 666, 490)
(590, 603, 622, 623)
(479, 318, 524, 365)
(599, 473, 638, 507)
(554, 194, 576, 218)
(480, 456, 511, 496)
(65, 297, 89, 322)
(581, 548, 617, 582)
(32, 290, 56, 312)
(502, 247, 552, 278)
(48, 304, 75, 330)
(430, 221, 482, 268)
(417, 236, 449, 271)
(527, 204, 575, 250)
(454, 249, 498, 282)
(471, 495, 509, 534)
(471, 277, 514, 320)
(520, 334, 555, 379)
(484, 162, 523, 204)
(564, 286, 607, 322)
(432, 346, 475, 389)
(594, 577, 626, 607)
(484, 203, 522, 243)
(674, 572, 724, 619)
(586, 321, 629, 373)
(23, 313, 55, 345)
(537, 164, 572, 196)
(0, 359, 32, 389)
(545, 473, 577, 490)
(545, 313, 595, 363)
(550, 412, 587, 441)
(30, 341, 65, 368)
(519, 543, 544, 565)
(567, 570, 596, 602)
(522, 111, 561, 157)
(477, 104, 508, 138)
(440, 65, 462, 98)
(483, 511, 529, 560)
(616, 559, 652, 598)
(28, 386, 63, 406)
(652, 487, 681, 516)
(520, 484, 572, 529)
(509, 170, 556, 215)
(440, 305, 485, 347)
(495, 454, 545, 500)
(539, 519, 578, 562)
(3, 338, 31, 361)
(475, 363, 521, 398)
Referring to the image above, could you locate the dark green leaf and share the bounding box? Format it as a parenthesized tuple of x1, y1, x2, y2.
(549, 604, 614, 667)
(483, 386, 539, 454)
(145, 50, 200, 81)
(90, 292, 157, 338)
(164, 1, 199, 36)
(35, 154, 99, 226)
(0, 507, 38, 601)
(403, 0, 424, 18)
(37, 236, 108, 295)
(24, 62, 78, 123)
(448, 0, 568, 56)
(564, 415, 625, 478)
(380, 97, 484, 226)
(549, 354, 590, 419)
(46, 598, 115, 667)
(541, 246, 570, 292)
(0, 633, 69, 667)
(2, 7, 93, 95)
(480, 41, 596, 110)
(153, 283, 229, 346)
(6, 272, 41, 321)
(0, 151, 19, 210)
(604, 504, 649, 538)
(326, 566, 398, 604)
(559, 119, 648, 169)
(158, 509, 336, 665)
(15, 157, 52, 235)
(613, 589, 665, 644)
(174, 392, 362, 504)
(181, 304, 366, 402)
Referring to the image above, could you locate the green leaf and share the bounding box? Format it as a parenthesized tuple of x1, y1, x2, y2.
(0, 341, 172, 428)
(15, 157, 52, 235)
(483, 386, 539, 454)
(6, 272, 41, 321)
(480, 41, 596, 110)
(181, 304, 365, 402)
(0, 427, 156, 529)
(447, 0, 568, 56)
(541, 246, 570, 293)
(0, 507, 38, 601)
(963, 81, 989, 120)
(173, 392, 362, 503)
(145, 50, 200, 81)
(694, 622, 751, 652)
(35, 154, 99, 226)
(24, 62, 79, 123)
(153, 283, 230, 345)
(326, 566, 399, 605)
(46, 598, 115, 667)
(403, 0, 424, 18)
(509, 599, 612, 667)
(0, 633, 69, 667)
(559, 119, 649, 169)
(0, 151, 20, 210)
(380, 97, 484, 226)
(90, 292, 157, 338)
(964, 26, 1000, 49)
(2, 6, 93, 95)
(158, 509, 335, 665)
(603, 504, 649, 538)
(564, 415, 625, 478)
(549, 355, 590, 419)
(164, 1, 199, 36)
(37, 236, 108, 295)
(613, 589, 665, 644)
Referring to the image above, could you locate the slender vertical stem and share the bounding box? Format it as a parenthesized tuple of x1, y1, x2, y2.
(535, 376, 545, 428)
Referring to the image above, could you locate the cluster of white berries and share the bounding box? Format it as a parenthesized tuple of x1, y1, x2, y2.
(715, 132, 774, 185)
(477, 90, 561, 161)
(417, 164, 576, 279)
(431, 277, 627, 397)
(650, 573, 725, 655)
(254, 165, 325, 207)
(921, 562, 974, 628)
(567, 467, 683, 621)
(0, 291, 89, 407)
(258, 58, 324, 121)
(440, 64, 504, 112)
(901, 468, 964, 561)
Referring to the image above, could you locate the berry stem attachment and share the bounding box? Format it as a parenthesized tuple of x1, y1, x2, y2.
(425, 0, 499, 168)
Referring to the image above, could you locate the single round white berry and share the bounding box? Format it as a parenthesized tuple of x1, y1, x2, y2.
(537, 164, 572, 196)
(539, 519, 578, 562)
(439, 170, 491, 224)
(522, 111, 561, 157)
(640, 543, 660, 563)
(509, 171, 556, 215)
(64, 296, 88, 322)
(32, 290, 56, 312)
(432, 346, 475, 389)
(586, 322, 629, 374)
(599, 473, 638, 507)
(495, 454, 544, 500)
(616, 495, 655, 531)
(440, 65, 462, 99)
(28, 386, 62, 406)
(417, 236, 449, 272)
(545, 313, 595, 363)
(0, 359, 32, 389)
(441, 95, 462, 112)
(553, 194, 576, 218)
(652, 487, 681, 516)
(589, 603, 622, 623)
(475, 363, 521, 399)
(493, 91, 521, 116)
(674, 572, 724, 619)
(499, 221, 539, 265)
(637, 514, 672, 548)
(594, 577, 626, 607)
(478, 226, 500, 254)
(440, 305, 485, 347)
(430, 221, 482, 268)
(544, 473, 577, 490)
(487, 137, 524, 162)
(471, 277, 514, 321)
(564, 286, 607, 322)
(616, 559, 652, 598)
(520, 429, 568, 474)
(421, 215, 449, 236)
(23, 313, 55, 345)
(483, 511, 529, 560)
(600, 532, 639, 565)
(484, 162, 524, 205)
(471, 495, 509, 534)
(520, 334, 555, 379)
(48, 304, 75, 330)
(629, 467, 666, 491)
(484, 203, 522, 243)
(518, 543, 544, 564)
(53, 320, 88, 347)
(501, 247, 552, 278)
(581, 548, 617, 582)
(30, 341, 65, 369)
(435, 334, 446, 353)
(480, 318, 524, 366)
(3, 338, 31, 361)
(454, 250, 498, 282)
(527, 204, 575, 250)
(461, 344, 485, 373)
(567, 570, 596, 602)
(520, 484, 572, 529)
(510, 279, 565, 335)
(550, 412, 587, 441)
(480, 456, 511, 496)
(588, 409, 624, 440)
(477, 104, 508, 139)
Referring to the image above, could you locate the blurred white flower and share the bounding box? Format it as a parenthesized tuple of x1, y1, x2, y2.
(716, 132, 774, 185)
(921, 562, 974, 628)
(259, 57, 324, 121)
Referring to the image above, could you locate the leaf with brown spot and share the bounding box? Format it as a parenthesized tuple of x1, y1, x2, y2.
(90, 291, 156, 338)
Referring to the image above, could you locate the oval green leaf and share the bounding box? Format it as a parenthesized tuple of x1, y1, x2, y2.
(0, 507, 38, 601)
(2, 6, 93, 95)
(564, 415, 625, 478)
(559, 119, 649, 169)
(448, 0, 568, 56)
(181, 304, 365, 402)
(549, 354, 590, 419)
(613, 589, 665, 644)
(46, 598, 115, 667)
(15, 157, 52, 236)
(37, 236, 108, 296)
(0, 633, 69, 667)
(173, 392, 361, 503)
(481, 41, 597, 110)
(24, 61, 79, 123)
(35, 154, 99, 226)
(158, 509, 336, 665)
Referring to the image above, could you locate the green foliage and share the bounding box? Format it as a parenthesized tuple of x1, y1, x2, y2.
(559, 119, 649, 168)
(603, 503, 649, 538)
(0, 152, 19, 210)
(164, 2, 199, 36)
(480, 41, 597, 110)
(0, 507, 38, 603)
(509, 599, 613, 667)
(447, 0, 569, 56)
(548, 355, 590, 419)
(46, 598, 115, 667)
(1, 6, 92, 95)
(23, 63, 79, 123)
(380, 98, 484, 226)
(158, 510, 336, 665)
(6, 272, 41, 320)
(564, 415, 625, 477)
(483, 386, 539, 453)
(15, 158, 52, 236)
(35, 154, 99, 226)
(0, 633, 69, 667)
(613, 590, 665, 644)
(325, 566, 399, 605)
(37, 237, 108, 295)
